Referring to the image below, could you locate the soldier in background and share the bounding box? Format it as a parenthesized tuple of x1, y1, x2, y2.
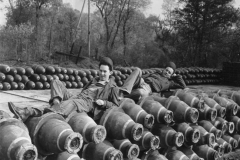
(121, 62, 186, 102)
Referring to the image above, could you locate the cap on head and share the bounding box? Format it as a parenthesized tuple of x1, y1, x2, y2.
(99, 57, 113, 71)
(167, 61, 176, 72)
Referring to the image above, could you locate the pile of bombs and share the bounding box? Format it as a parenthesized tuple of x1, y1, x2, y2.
(0, 64, 97, 90)
(0, 64, 222, 90)
(115, 67, 222, 86)
(1, 87, 240, 160)
(176, 67, 222, 85)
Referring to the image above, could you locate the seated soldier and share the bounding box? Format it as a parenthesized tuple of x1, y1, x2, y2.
(8, 57, 121, 122)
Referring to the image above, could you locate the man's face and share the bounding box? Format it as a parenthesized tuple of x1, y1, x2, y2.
(162, 67, 174, 78)
(99, 65, 112, 81)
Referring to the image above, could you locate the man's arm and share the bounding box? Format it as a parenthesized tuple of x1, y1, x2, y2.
(104, 87, 120, 108)
(169, 74, 186, 89)
(96, 87, 120, 109)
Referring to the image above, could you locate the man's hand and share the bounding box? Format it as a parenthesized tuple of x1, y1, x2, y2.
(95, 99, 105, 106)
(171, 73, 181, 79)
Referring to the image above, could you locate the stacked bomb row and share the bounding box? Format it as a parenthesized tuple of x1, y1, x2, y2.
(0, 111, 85, 160)
(0, 64, 100, 90)
(0, 94, 199, 160)
(0, 95, 191, 160)
(118, 88, 240, 160)
(0, 99, 163, 160)
(0, 64, 222, 90)
(144, 92, 226, 160)
(115, 67, 222, 86)
(1, 88, 240, 160)
(176, 67, 222, 85)
(82, 89, 240, 160)
(172, 89, 240, 160)
(114, 89, 240, 160)
(0, 64, 142, 90)
(0, 96, 167, 160)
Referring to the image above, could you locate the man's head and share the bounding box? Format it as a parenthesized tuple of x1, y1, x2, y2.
(162, 61, 176, 78)
(99, 57, 113, 81)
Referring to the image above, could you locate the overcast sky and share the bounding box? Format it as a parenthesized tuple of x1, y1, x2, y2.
(0, 0, 163, 25)
(0, 0, 240, 26)
(62, 0, 164, 15)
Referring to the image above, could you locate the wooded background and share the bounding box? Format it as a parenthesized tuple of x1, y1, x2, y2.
(0, 0, 239, 68)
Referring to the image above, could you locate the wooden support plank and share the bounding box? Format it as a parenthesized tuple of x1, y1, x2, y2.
(55, 51, 82, 58)
(2, 90, 50, 102)
(70, 42, 75, 55)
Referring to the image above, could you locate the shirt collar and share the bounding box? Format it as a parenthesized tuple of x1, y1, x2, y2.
(97, 80, 108, 85)
(92, 76, 117, 87)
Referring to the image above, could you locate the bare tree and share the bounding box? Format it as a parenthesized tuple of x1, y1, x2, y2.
(93, 0, 129, 55)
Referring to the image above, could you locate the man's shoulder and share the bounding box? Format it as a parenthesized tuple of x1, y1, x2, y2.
(109, 77, 118, 87)
(145, 71, 163, 78)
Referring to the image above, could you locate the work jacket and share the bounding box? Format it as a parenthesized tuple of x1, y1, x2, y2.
(82, 76, 120, 121)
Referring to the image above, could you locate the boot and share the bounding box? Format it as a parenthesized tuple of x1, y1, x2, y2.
(44, 103, 64, 116)
(8, 102, 42, 122)
(45, 97, 64, 115)
(123, 90, 141, 103)
(49, 97, 61, 106)
(52, 97, 60, 105)
(119, 88, 129, 97)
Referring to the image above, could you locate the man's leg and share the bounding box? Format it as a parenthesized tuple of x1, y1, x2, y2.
(9, 97, 92, 121)
(8, 102, 43, 122)
(125, 81, 152, 102)
(57, 98, 92, 118)
(120, 67, 142, 94)
(49, 79, 74, 105)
